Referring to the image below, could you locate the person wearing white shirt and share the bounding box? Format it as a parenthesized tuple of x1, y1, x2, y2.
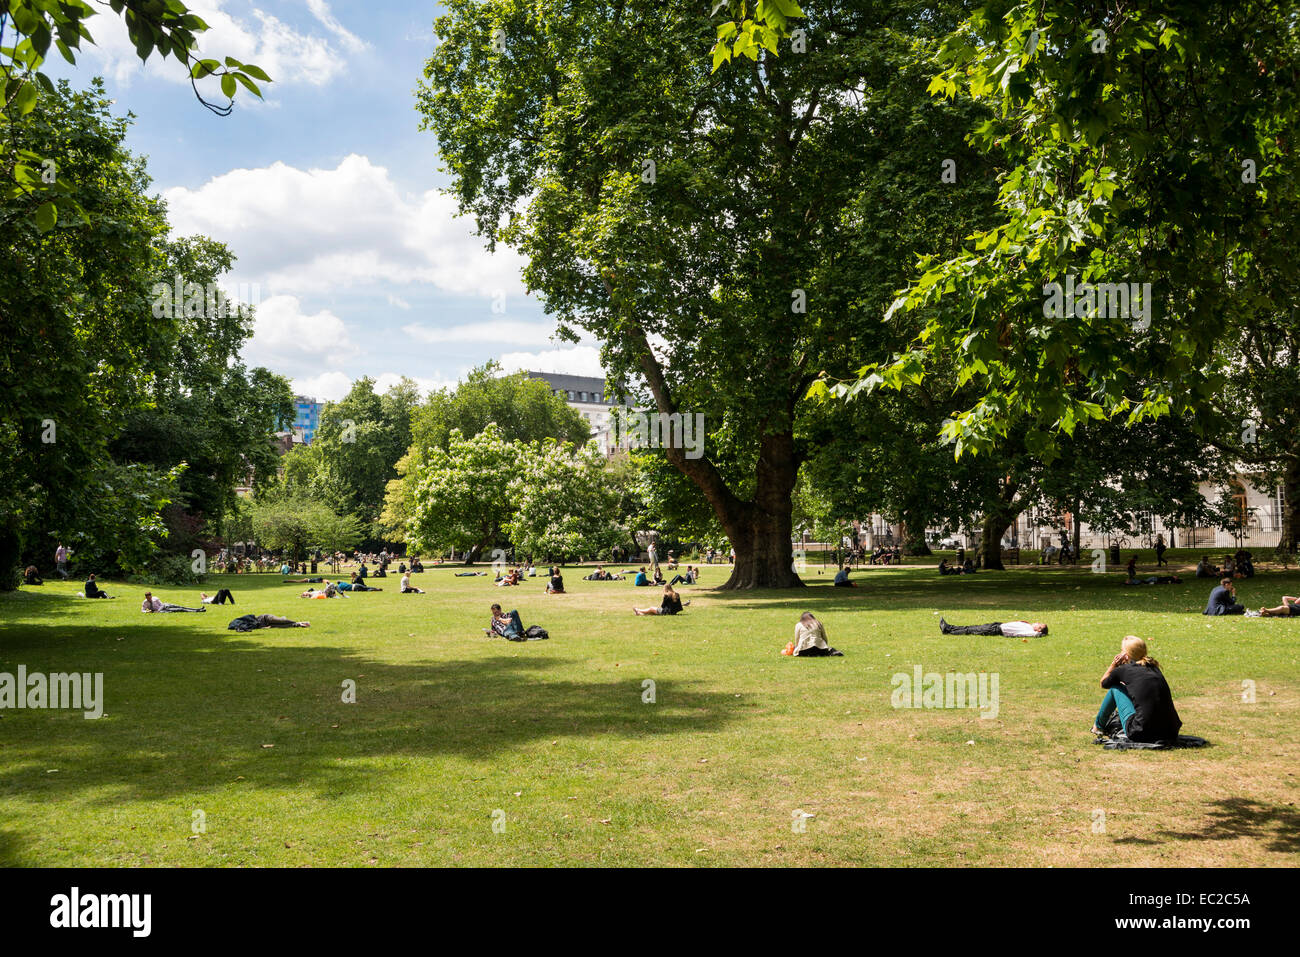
(940, 618, 1046, 637)
(791, 612, 843, 657)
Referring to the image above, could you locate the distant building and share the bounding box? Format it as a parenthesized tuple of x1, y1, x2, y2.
(526, 371, 626, 454)
(289, 395, 323, 445)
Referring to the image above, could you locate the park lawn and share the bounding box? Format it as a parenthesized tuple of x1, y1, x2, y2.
(0, 563, 1296, 867)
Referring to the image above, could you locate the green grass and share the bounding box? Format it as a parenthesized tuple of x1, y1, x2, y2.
(1, 561, 1297, 866)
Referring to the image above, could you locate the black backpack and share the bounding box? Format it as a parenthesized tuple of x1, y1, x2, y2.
(523, 625, 549, 641)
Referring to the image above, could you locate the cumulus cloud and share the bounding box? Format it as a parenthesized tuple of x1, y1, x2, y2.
(163, 154, 528, 298)
(499, 345, 606, 378)
(242, 294, 356, 375)
(79, 0, 357, 90)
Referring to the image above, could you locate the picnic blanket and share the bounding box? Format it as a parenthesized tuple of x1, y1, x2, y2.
(1093, 734, 1210, 751)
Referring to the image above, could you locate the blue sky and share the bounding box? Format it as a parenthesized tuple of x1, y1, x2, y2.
(50, 0, 602, 399)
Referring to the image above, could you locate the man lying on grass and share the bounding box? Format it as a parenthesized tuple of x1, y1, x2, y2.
(141, 591, 204, 613)
(487, 603, 524, 638)
(1258, 595, 1300, 617)
(939, 618, 1047, 636)
(1091, 635, 1181, 743)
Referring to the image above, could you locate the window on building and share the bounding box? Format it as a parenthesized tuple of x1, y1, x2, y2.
(567, 390, 575, 400)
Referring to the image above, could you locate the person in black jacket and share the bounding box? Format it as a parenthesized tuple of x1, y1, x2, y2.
(1091, 636, 1182, 743)
(1204, 577, 1245, 615)
(83, 573, 112, 598)
(633, 585, 688, 616)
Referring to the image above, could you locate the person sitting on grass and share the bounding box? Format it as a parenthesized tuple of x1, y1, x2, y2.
(487, 603, 525, 638)
(410, 558, 425, 573)
(1125, 555, 1138, 580)
(344, 575, 383, 592)
(937, 558, 952, 576)
(940, 617, 1047, 636)
(141, 591, 205, 613)
(495, 568, 521, 587)
(546, 566, 565, 594)
(400, 573, 425, 594)
(1090, 635, 1182, 743)
(82, 573, 113, 599)
(633, 584, 688, 616)
(834, 565, 856, 587)
(961, 558, 976, 574)
(584, 565, 613, 581)
(23, 565, 43, 586)
(1258, 595, 1300, 618)
(1204, 577, 1245, 615)
(633, 566, 651, 586)
(668, 565, 695, 586)
(790, 612, 843, 657)
(651, 564, 666, 585)
(1194, 555, 1219, 578)
(200, 588, 235, 605)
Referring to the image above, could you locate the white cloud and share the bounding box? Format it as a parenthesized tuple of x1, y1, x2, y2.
(243, 294, 356, 374)
(292, 371, 352, 402)
(80, 0, 355, 89)
(305, 0, 367, 53)
(373, 372, 457, 398)
(163, 154, 528, 298)
(403, 319, 558, 346)
(499, 345, 606, 378)
(386, 293, 411, 310)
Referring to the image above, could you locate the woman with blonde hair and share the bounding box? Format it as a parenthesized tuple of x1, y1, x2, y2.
(1091, 635, 1182, 742)
(790, 612, 843, 657)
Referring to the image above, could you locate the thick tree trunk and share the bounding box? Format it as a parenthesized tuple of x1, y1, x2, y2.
(901, 520, 931, 556)
(979, 513, 1012, 570)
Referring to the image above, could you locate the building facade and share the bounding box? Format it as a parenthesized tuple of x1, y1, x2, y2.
(289, 396, 324, 445)
(526, 371, 624, 454)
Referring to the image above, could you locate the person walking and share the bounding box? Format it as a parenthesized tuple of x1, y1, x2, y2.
(55, 543, 69, 580)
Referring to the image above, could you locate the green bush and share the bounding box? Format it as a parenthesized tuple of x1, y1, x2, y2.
(126, 553, 206, 586)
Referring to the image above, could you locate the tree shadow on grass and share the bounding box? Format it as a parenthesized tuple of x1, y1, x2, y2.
(0, 617, 741, 812)
(1146, 797, 1300, 854)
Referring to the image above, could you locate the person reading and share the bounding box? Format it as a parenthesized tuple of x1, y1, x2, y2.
(790, 612, 843, 657)
(1203, 577, 1245, 615)
(1090, 635, 1182, 743)
(82, 573, 112, 599)
(940, 618, 1047, 636)
(833, 565, 855, 587)
(400, 573, 425, 594)
(1258, 595, 1300, 617)
(141, 591, 204, 613)
(633, 584, 686, 616)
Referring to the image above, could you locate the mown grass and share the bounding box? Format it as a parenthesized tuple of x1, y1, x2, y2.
(0, 559, 1296, 867)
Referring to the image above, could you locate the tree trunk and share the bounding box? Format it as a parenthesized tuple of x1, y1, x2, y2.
(901, 520, 931, 556)
(1281, 459, 1300, 553)
(979, 513, 1012, 570)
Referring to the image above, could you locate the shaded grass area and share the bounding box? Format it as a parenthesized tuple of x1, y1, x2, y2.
(0, 563, 1297, 866)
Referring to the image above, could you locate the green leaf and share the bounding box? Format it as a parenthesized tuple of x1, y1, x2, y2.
(35, 202, 57, 232)
(221, 73, 237, 98)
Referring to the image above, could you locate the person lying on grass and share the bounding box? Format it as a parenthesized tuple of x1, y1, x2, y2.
(939, 618, 1047, 636)
(1203, 577, 1245, 615)
(486, 603, 525, 638)
(400, 573, 426, 594)
(284, 577, 326, 583)
(343, 575, 383, 592)
(790, 612, 843, 657)
(200, 589, 235, 604)
(229, 614, 310, 630)
(633, 584, 688, 616)
(301, 585, 343, 599)
(1124, 574, 1182, 585)
(1090, 635, 1182, 743)
(1258, 595, 1300, 617)
(141, 591, 204, 613)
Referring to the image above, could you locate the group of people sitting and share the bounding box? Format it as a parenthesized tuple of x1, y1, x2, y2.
(1195, 550, 1255, 579)
(870, 544, 902, 565)
(583, 566, 624, 581)
(1204, 577, 1299, 617)
(937, 558, 978, 576)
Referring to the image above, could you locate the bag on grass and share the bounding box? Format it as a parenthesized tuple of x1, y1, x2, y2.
(781, 641, 794, 656)
(523, 625, 549, 641)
